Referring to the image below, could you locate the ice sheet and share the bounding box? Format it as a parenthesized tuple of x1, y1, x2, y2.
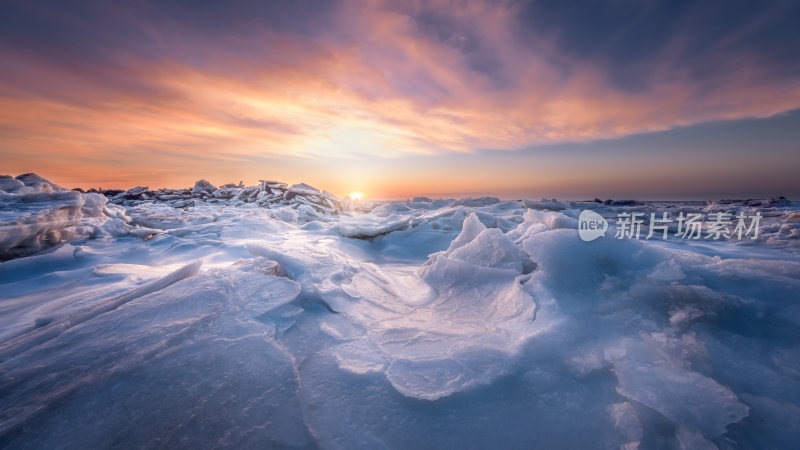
(2, 177, 800, 448)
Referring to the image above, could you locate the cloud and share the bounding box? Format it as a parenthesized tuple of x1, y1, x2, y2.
(0, 0, 798, 189)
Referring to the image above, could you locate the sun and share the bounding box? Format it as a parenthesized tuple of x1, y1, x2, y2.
(349, 192, 363, 201)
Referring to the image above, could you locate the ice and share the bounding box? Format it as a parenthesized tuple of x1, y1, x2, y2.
(339, 215, 411, 239)
(1, 178, 800, 448)
(0, 174, 126, 260)
(675, 427, 718, 450)
(521, 198, 567, 211)
(608, 335, 749, 439)
(325, 213, 542, 400)
(0, 177, 24, 191)
(102, 177, 342, 215)
(609, 402, 643, 449)
(0, 264, 308, 448)
(0, 189, 83, 260)
(0, 260, 203, 361)
(192, 179, 216, 196)
(444, 210, 486, 251)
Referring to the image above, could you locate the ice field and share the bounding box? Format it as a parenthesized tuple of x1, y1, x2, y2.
(2, 174, 800, 449)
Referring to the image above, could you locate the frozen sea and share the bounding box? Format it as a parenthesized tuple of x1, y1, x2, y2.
(1, 175, 800, 449)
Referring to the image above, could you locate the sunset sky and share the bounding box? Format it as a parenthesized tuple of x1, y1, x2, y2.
(1, 0, 799, 199)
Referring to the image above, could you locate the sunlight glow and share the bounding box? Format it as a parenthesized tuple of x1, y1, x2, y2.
(349, 192, 363, 201)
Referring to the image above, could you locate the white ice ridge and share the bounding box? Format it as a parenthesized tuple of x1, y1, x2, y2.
(242, 212, 542, 400)
(327, 213, 542, 400)
(0, 260, 202, 362)
(0, 174, 134, 260)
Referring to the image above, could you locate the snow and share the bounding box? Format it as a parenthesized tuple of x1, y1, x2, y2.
(2, 174, 800, 448)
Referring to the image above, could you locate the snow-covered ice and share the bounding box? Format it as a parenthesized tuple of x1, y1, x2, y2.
(2, 174, 800, 449)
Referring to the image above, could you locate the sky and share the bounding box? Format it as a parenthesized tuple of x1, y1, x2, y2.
(1, 0, 799, 200)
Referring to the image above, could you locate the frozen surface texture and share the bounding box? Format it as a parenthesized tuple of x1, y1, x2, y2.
(1, 176, 800, 449)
